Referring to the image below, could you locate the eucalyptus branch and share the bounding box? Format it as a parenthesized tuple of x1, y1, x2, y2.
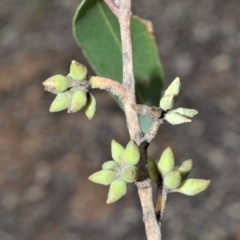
(42, 1, 210, 239)
(105, 1, 162, 239)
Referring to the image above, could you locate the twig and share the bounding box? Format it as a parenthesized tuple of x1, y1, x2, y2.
(104, 1, 163, 239)
(155, 184, 168, 224)
(104, 0, 119, 17)
(90, 76, 126, 99)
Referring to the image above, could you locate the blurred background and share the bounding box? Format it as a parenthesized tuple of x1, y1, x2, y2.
(0, 0, 239, 239)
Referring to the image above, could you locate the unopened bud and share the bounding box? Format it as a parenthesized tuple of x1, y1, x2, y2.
(164, 112, 191, 125)
(68, 91, 87, 113)
(170, 108, 198, 118)
(70, 60, 87, 81)
(159, 94, 175, 111)
(157, 147, 175, 176)
(121, 165, 139, 183)
(178, 159, 193, 180)
(165, 77, 181, 97)
(123, 141, 140, 166)
(174, 179, 211, 196)
(107, 179, 127, 204)
(88, 170, 118, 186)
(102, 161, 119, 170)
(43, 75, 72, 93)
(164, 170, 181, 189)
(84, 93, 96, 120)
(111, 140, 125, 164)
(147, 158, 160, 183)
(49, 92, 71, 112)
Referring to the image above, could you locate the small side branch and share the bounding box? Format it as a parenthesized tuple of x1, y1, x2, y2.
(104, 0, 119, 17)
(90, 76, 126, 99)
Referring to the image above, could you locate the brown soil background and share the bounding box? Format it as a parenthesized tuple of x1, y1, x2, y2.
(0, 0, 239, 239)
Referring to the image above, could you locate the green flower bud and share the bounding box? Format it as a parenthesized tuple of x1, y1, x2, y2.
(174, 179, 211, 196)
(159, 94, 175, 111)
(49, 92, 71, 112)
(157, 147, 175, 176)
(164, 170, 181, 189)
(178, 159, 193, 180)
(123, 140, 140, 166)
(147, 158, 160, 183)
(111, 140, 125, 164)
(43, 75, 72, 93)
(84, 93, 96, 120)
(88, 169, 118, 186)
(107, 179, 127, 204)
(164, 112, 191, 125)
(102, 161, 119, 170)
(121, 165, 139, 183)
(170, 108, 198, 118)
(68, 91, 87, 113)
(70, 60, 87, 81)
(164, 77, 181, 97)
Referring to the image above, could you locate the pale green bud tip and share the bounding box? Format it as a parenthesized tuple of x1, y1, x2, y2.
(147, 158, 160, 183)
(43, 75, 72, 93)
(164, 112, 191, 125)
(49, 92, 71, 112)
(171, 108, 198, 118)
(102, 161, 119, 170)
(159, 94, 175, 111)
(111, 140, 125, 164)
(178, 159, 193, 180)
(164, 170, 181, 189)
(70, 60, 87, 81)
(165, 77, 181, 96)
(123, 140, 140, 166)
(174, 179, 211, 196)
(68, 91, 87, 113)
(157, 147, 175, 176)
(88, 169, 118, 186)
(107, 179, 127, 204)
(84, 94, 96, 120)
(121, 165, 139, 183)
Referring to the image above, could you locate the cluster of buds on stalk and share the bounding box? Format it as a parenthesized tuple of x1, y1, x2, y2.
(43, 60, 96, 119)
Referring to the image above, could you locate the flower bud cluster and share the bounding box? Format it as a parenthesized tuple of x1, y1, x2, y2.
(43, 60, 96, 119)
(88, 140, 140, 204)
(147, 147, 210, 196)
(159, 77, 198, 125)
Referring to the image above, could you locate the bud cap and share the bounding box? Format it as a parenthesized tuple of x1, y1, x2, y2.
(157, 147, 175, 176)
(102, 161, 119, 170)
(174, 179, 211, 196)
(164, 77, 181, 97)
(111, 140, 125, 164)
(177, 159, 193, 180)
(43, 75, 72, 93)
(49, 92, 71, 112)
(147, 158, 160, 183)
(88, 170, 118, 186)
(68, 91, 87, 113)
(84, 93, 96, 120)
(123, 140, 140, 166)
(121, 165, 139, 183)
(164, 112, 191, 125)
(159, 94, 175, 111)
(164, 170, 181, 189)
(107, 179, 127, 204)
(70, 60, 87, 81)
